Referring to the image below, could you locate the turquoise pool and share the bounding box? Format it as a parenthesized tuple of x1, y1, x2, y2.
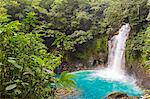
(67, 70, 143, 99)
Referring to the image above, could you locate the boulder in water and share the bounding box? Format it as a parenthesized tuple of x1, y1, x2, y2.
(106, 92, 139, 99)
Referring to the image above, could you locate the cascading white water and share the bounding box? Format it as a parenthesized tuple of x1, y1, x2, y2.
(92, 23, 132, 81)
(107, 23, 131, 75)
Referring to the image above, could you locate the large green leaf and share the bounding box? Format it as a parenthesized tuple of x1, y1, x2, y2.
(0, 62, 3, 65)
(8, 59, 22, 69)
(57, 71, 76, 88)
(5, 84, 17, 91)
(23, 67, 34, 76)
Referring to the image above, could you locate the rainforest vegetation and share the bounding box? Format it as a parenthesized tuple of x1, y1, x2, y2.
(0, 0, 149, 98)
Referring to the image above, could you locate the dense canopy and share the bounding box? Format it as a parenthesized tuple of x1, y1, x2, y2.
(0, 0, 149, 98)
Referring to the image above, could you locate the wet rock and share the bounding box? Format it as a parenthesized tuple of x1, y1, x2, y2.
(106, 92, 139, 99)
(125, 61, 149, 88)
(142, 76, 150, 89)
(106, 92, 128, 99)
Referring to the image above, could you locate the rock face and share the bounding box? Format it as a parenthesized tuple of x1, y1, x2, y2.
(125, 61, 150, 89)
(106, 92, 139, 99)
(142, 76, 150, 89)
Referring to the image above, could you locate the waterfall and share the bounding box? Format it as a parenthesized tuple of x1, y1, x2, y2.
(107, 23, 131, 75)
(92, 23, 131, 81)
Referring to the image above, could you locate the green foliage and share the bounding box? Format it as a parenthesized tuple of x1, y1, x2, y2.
(104, 0, 149, 33)
(5, 84, 17, 91)
(74, 35, 108, 61)
(0, 7, 74, 98)
(2, 0, 108, 53)
(57, 71, 76, 89)
(142, 26, 150, 71)
(126, 24, 150, 72)
(22, 12, 38, 32)
(0, 0, 149, 98)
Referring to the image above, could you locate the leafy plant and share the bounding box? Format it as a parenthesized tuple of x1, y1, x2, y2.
(0, 10, 63, 98)
(57, 71, 76, 89)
